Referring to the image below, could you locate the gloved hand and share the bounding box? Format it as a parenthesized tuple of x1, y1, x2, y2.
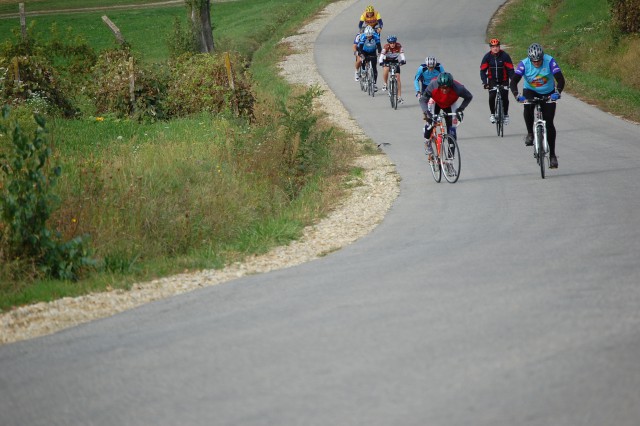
(517, 95, 526, 103)
(400, 60, 406, 65)
(379, 61, 384, 66)
(483, 83, 490, 90)
(550, 91, 561, 101)
(415, 91, 421, 98)
(455, 108, 464, 122)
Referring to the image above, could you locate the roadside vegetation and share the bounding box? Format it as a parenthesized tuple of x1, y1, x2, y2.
(0, 0, 365, 310)
(490, 0, 640, 123)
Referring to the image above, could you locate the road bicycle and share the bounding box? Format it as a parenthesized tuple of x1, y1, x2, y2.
(384, 61, 401, 109)
(522, 96, 556, 179)
(489, 85, 509, 137)
(425, 110, 461, 183)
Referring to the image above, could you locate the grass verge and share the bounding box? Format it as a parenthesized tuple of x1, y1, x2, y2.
(489, 0, 640, 123)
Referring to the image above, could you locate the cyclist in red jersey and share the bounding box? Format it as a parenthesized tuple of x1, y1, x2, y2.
(379, 35, 406, 103)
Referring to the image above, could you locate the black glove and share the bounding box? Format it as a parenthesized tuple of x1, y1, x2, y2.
(400, 60, 406, 65)
(455, 108, 464, 122)
(483, 83, 490, 90)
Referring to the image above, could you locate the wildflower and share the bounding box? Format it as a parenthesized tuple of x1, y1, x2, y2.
(96, 117, 104, 122)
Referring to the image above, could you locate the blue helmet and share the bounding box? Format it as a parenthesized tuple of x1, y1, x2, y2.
(387, 35, 397, 43)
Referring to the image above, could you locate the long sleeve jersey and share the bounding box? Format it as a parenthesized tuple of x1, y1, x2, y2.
(424, 79, 473, 111)
(479, 49, 514, 85)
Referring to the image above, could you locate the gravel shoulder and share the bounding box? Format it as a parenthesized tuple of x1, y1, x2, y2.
(0, 0, 399, 346)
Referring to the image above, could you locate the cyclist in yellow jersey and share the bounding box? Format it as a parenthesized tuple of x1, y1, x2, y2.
(358, 5, 383, 34)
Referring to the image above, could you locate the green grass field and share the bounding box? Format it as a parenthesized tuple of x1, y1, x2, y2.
(1, 0, 358, 310)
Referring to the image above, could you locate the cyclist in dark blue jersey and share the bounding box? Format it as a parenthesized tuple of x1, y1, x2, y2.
(357, 26, 382, 91)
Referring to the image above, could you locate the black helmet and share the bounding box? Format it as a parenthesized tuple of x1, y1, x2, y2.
(437, 72, 453, 87)
(528, 43, 544, 61)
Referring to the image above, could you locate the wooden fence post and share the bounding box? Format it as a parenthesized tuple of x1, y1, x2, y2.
(101, 16, 126, 45)
(224, 52, 239, 115)
(19, 3, 27, 40)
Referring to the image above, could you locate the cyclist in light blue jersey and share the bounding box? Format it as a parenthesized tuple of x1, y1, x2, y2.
(510, 42, 565, 168)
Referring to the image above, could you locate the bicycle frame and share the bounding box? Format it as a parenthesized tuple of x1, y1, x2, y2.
(523, 96, 555, 178)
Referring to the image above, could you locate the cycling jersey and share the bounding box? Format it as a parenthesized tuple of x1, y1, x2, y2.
(358, 11, 383, 30)
(479, 49, 514, 85)
(514, 54, 561, 94)
(380, 42, 403, 61)
(423, 80, 473, 110)
(414, 63, 445, 93)
(357, 33, 381, 55)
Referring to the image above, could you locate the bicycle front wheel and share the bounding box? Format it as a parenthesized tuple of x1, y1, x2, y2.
(441, 134, 461, 183)
(495, 95, 504, 137)
(426, 139, 441, 182)
(389, 78, 397, 109)
(536, 125, 545, 179)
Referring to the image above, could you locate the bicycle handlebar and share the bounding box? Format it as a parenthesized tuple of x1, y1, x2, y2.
(487, 85, 509, 91)
(522, 96, 557, 104)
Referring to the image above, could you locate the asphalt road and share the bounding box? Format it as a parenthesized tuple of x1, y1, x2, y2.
(2, 1, 640, 425)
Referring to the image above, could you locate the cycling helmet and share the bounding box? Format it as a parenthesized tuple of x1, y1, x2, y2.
(365, 5, 375, 13)
(387, 35, 397, 43)
(527, 43, 544, 61)
(437, 72, 454, 87)
(364, 25, 375, 37)
(489, 38, 500, 46)
(425, 56, 437, 68)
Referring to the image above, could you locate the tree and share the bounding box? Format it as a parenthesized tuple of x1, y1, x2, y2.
(185, 0, 214, 53)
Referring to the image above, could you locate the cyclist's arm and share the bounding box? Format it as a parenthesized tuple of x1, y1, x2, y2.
(479, 53, 489, 85)
(414, 68, 423, 93)
(454, 84, 473, 110)
(509, 73, 522, 98)
(554, 70, 565, 94)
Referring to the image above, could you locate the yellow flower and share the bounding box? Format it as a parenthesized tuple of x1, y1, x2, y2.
(96, 117, 104, 122)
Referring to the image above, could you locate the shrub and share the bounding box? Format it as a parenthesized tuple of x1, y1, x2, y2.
(608, 0, 640, 33)
(90, 47, 170, 121)
(0, 106, 95, 280)
(165, 52, 254, 118)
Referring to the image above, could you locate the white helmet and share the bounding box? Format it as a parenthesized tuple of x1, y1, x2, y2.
(425, 56, 437, 67)
(364, 26, 375, 37)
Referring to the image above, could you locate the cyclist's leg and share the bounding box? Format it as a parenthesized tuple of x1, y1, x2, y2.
(542, 101, 558, 157)
(522, 89, 536, 134)
(382, 63, 389, 87)
(371, 57, 379, 84)
(501, 85, 510, 116)
(396, 64, 402, 98)
(488, 89, 497, 115)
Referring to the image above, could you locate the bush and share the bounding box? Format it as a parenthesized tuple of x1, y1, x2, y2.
(0, 107, 95, 281)
(165, 52, 254, 118)
(90, 47, 170, 121)
(608, 0, 640, 33)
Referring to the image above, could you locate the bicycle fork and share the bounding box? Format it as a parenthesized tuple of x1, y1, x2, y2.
(534, 121, 549, 158)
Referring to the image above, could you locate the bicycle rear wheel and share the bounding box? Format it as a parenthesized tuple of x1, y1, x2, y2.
(389, 77, 397, 109)
(495, 94, 504, 137)
(536, 125, 545, 179)
(441, 134, 461, 183)
(426, 139, 441, 182)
